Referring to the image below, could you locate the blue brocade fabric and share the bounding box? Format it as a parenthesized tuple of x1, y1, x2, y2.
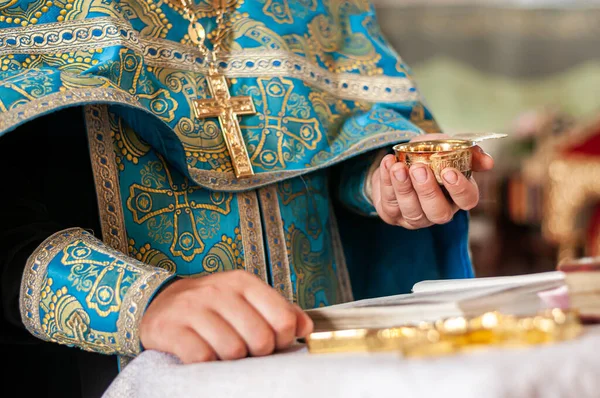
(1, 0, 473, 357)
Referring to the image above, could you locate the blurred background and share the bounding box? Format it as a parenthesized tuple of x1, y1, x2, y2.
(374, 0, 600, 277)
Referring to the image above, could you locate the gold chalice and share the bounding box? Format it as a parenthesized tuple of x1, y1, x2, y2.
(393, 133, 507, 185)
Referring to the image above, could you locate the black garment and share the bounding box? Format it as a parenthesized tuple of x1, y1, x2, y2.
(0, 108, 118, 398)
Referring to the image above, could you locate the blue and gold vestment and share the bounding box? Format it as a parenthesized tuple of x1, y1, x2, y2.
(0, 0, 473, 359)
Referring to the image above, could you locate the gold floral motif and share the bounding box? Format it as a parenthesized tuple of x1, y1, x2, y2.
(237, 191, 268, 282)
(128, 240, 178, 274)
(201, 230, 245, 275)
(258, 186, 294, 302)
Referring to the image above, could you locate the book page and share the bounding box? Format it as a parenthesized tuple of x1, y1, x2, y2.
(411, 271, 564, 294)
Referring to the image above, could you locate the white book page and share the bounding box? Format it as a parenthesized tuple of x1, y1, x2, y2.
(411, 271, 565, 294)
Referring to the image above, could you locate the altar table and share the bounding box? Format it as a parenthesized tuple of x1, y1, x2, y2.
(103, 326, 600, 398)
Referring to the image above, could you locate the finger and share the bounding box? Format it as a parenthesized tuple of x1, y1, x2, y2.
(409, 164, 456, 224)
(241, 284, 301, 351)
(187, 309, 248, 361)
(378, 154, 402, 219)
(471, 146, 494, 172)
(208, 291, 276, 357)
(389, 162, 429, 228)
(158, 326, 216, 364)
(441, 168, 480, 211)
(291, 304, 314, 338)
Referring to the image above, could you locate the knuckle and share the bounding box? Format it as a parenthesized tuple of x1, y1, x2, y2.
(141, 314, 169, 342)
(273, 311, 297, 335)
(400, 221, 418, 230)
(383, 204, 402, 218)
(188, 349, 216, 364)
(230, 269, 252, 282)
(393, 181, 414, 196)
(251, 332, 276, 356)
(417, 186, 439, 201)
(176, 290, 201, 310)
(432, 211, 454, 225)
(224, 340, 248, 360)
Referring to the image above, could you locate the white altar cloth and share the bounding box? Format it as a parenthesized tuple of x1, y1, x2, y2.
(104, 327, 600, 398)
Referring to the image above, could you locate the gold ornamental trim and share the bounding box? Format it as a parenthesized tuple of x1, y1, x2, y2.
(19, 228, 85, 342)
(237, 190, 268, 282)
(0, 86, 146, 136)
(19, 228, 173, 356)
(258, 185, 294, 302)
(0, 17, 419, 104)
(85, 104, 130, 254)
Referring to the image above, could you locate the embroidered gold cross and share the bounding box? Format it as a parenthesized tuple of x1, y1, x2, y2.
(193, 67, 257, 178)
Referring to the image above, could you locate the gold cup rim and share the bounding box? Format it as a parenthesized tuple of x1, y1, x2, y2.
(393, 139, 476, 154)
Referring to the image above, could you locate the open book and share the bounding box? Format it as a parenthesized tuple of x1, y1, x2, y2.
(306, 272, 567, 332)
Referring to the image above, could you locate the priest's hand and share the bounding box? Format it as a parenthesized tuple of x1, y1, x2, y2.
(371, 134, 494, 229)
(140, 270, 313, 364)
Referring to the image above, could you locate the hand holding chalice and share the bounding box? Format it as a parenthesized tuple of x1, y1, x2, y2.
(372, 133, 502, 230)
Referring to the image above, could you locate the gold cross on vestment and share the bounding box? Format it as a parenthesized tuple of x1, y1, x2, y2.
(193, 67, 257, 178)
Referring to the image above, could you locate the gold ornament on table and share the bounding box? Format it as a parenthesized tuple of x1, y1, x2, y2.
(180, 0, 257, 178)
(306, 309, 582, 358)
(393, 133, 507, 185)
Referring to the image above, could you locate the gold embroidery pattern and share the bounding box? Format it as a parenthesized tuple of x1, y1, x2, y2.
(126, 155, 234, 262)
(328, 207, 353, 303)
(201, 231, 245, 275)
(262, 0, 318, 24)
(20, 228, 82, 343)
(111, 113, 152, 171)
(19, 228, 172, 356)
(285, 224, 337, 309)
(39, 277, 118, 354)
(237, 190, 268, 282)
(306, 0, 381, 75)
(86, 105, 129, 254)
(0, 18, 418, 103)
(188, 130, 415, 190)
(258, 185, 293, 302)
(0, 17, 141, 55)
(128, 240, 178, 274)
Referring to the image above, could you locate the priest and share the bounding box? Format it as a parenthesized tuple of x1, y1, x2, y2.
(0, 0, 492, 396)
